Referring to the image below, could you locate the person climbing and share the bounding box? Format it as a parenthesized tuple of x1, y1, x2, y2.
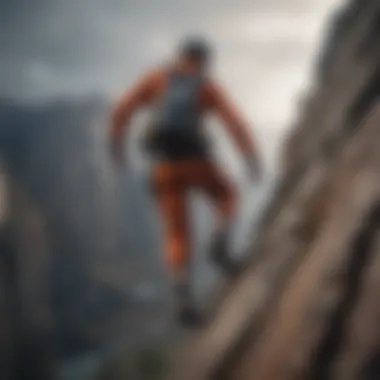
(109, 36, 262, 327)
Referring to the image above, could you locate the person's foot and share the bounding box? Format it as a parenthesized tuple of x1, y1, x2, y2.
(173, 280, 204, 329)
(213, 254, 243, 278)
(176, 305, 204, 328)
(209, 228, 242, 278)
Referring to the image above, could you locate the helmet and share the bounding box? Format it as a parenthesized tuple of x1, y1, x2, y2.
(178, 36, 212, 61)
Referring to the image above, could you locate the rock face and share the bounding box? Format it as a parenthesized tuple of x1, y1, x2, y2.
(168, 1, 380, 380)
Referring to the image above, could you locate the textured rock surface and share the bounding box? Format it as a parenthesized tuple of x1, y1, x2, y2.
(168, 1, 380, 379)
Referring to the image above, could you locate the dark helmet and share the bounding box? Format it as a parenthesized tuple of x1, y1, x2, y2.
(178, 36, 212, 62)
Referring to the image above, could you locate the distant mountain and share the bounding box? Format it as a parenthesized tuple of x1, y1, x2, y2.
(0, 95, 170, 360)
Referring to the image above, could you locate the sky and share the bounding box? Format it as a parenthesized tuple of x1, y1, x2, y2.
(0, 0, 346, 170)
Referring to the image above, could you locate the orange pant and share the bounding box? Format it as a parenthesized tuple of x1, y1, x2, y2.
(151, 159, 237, 271)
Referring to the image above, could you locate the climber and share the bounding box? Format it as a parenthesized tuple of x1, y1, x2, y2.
(109, 36, 262, 327)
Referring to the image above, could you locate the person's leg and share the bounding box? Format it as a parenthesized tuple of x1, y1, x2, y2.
(193, 160, 240, 277)
(151, 162, 202, 326)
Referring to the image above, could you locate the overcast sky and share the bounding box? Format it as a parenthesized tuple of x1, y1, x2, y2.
(1, 0, 346, 169)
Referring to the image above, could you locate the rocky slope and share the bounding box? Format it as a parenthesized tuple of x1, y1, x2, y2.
(166, 1, 380, 379)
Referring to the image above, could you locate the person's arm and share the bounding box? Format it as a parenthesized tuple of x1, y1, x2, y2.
(109, 70, 156, 164)
(207, 81, 262, 180)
